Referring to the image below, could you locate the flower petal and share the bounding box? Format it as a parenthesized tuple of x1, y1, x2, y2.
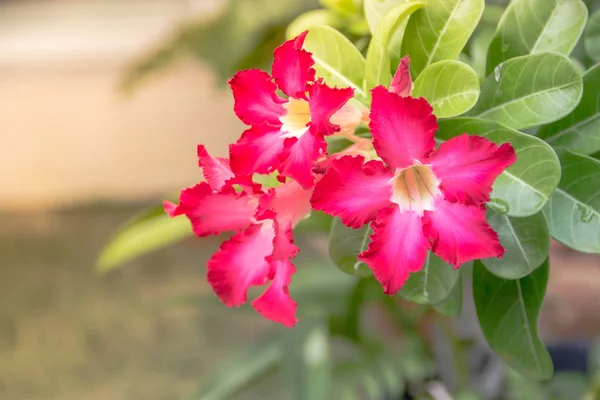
(272, 219, 299, 260)
(197, 144, 235, 191)
(278, 132, 326, 188)
(390, 55, 413, 97)
(359, 207, 430, 295)
(229, 125, 285, 176)
(311, 156, 393, 228)
(423, 199, 505, 267)
(308, 81, 355, 136)
(428, 134, 517, 205)
(207, 222, 275, 307)
(229, 69, 285, 126)
(252, 258, 298, 327)
(165, 183, 257, 236)
(272, 31, 316, 99)
(369, 86, 438, 169)
(273, 179, 313, 226)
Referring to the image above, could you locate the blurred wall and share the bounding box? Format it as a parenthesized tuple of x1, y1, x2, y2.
(0, 0, 243, 211)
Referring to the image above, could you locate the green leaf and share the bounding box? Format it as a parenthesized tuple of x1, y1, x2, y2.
(537, 64, 600, 156)
(472, 52, 583, 130)
(473, 260, 553, 381)
(189, 335, 283, 400)
(486, 0, 588, 75)
(320, 0, 359, 16)
(303, 25, 368, 102)
(437, 118, 561, 217)
(543, 151, 600, 254)
(399, 252, 460, 304)
(432, 272, 463, 317)
(283, 320, 332, 400)
(364, 0, 406, 34)
(402, 0, 485, 77)
(365, 1, 425, 91)
(412, 60, 480, 118)
(482, 209, 550, 280)
(329, 218, 373, 277)
(96, 206, 191, 272)
(287, 10, 339, 39)
(584, 9, 600, 62)
(468, 28, 496, 80)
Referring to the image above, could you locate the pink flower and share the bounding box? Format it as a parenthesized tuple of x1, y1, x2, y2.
(228, 31, 354, 188)
(311, 87, 517, 295)
(165, 145, 313, 327)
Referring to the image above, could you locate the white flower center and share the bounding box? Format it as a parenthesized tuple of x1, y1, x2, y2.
(389, 163, 441, 216)
(279, 98, 311, 139)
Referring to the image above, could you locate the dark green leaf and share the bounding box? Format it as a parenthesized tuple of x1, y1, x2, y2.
(538, 64, 600, 156)
(189, 335, 283, 400)
(402, 0, 485, 77)
(364, 1, 425, 90)
(399, 252, 460, 304)
(482, 209, 550, 279)
(283, 320, 332, 400)
(473, 260, 553, 381)
(303, 25, 368, 102)
(96, 205, 191, 272)
(432, 271, 463, 317)
(543, 151, 600, 254)
(329, 218, 373, 277)
(437, 118, 561, 217)
(486, 0, 588, 75)
(472, 53, 583, 130)
(585, 9, 600, 62)
(412, 60, 480, 118)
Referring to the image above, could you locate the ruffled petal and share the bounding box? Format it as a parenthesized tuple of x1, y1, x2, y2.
(229, 125, 286, 176)
(278, 132, 326, 188)
(308, 81, 355, 136)
(207, 222, 275, 307)
(197, 144, 234, 191)
(272, 31, 316, 99)
(272, 219, 299, 260)
(252, 258, 298, 327)
(423, 199, 505, 267)
(369, 86, 438, 169)
(229, 69, 285, 126)
(428, 134, 517, 205)
(311, 156, 393, 228)
(273, 179, 313, 226)
(390, 55, 413, 96)
(359, 207, 430, 295)
(165, 183, 257, 236)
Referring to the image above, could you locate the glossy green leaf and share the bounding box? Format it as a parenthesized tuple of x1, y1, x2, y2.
(399, 252, 460, 304)
(402, 0, 485, 77)
(320, 0, 359, 16)
(538, 64, 600, 156)
(304, 25, 368, 102)
(283, 320, 332, 400)
(486, 0, 588, 75)
(482, 209, 550, 280)
(365, 1, 425, 90)
(329, 218, 373, 277)
(437, 118, 561, 217)
(287, 10, 339, 39)
(473, 260, 553, 381)
(472, 53, 583, 130)
(364, 0, 406, 34)
(96, 205, 191, 272)
(412, 60, 480, 118)
(584, 9, 600, 62)
(543, 151, 600, 254)
(432, 272, 463, 317)
(189, 335, 283, 400)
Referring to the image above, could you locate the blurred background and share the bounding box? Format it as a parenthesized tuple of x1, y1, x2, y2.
(1, 0, 599, 399)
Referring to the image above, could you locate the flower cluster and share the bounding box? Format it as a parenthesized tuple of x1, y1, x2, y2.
(166, 31, 517, 327)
